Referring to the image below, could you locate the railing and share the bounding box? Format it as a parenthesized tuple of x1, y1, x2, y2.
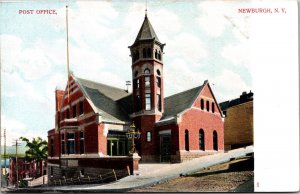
(48, 167, 130, 187)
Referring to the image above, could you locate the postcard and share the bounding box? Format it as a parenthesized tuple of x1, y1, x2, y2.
(0, 0, 298, 192)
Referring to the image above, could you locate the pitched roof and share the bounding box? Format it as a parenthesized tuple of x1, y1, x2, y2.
(161, 85, 204, 122)
(219, 91, 253, 110)
(75, 77, 133, 124)
(134, 15, 160, 43)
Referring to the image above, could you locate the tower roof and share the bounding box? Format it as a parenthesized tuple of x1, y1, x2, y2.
(134, 15, 160, 43)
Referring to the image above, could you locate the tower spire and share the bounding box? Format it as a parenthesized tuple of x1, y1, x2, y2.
(145, 0, 147, 17)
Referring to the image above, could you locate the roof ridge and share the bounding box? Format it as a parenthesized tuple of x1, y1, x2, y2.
(76, 77, 130, 94)
(164, 85, 203, 100)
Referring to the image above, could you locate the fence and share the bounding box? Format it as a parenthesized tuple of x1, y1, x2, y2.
(48, 167, 130, 186)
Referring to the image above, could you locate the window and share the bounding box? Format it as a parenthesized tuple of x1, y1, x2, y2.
(155, 49, 158, 59)
(67, 133, 75, 154)
(80, 131, 84, 154)
(200, 99, 204, 110)
(79, 101, 84, 115)
(213, 131, 218, 151)
(158, 51, 161, 60)
(143, 48, 146, 58)
(134, 51, 139, 61)
(72, 105, 77, 118)
(156, 77, 161, 88)
(145, 76, 150, 87)
(146, 132, 151, 142)
(61, 111, 65, 120)
(157, 94, 162, 112)
(147, 48, 152, 58)
(157, 69, 161, 76)
(145, 93, 151, 110)
(66, 108, 70, 119)
(136, 79, 140, 89)
(206, 101, 210, 112)
(61, 133, 65, 154)
(50, 167, 53, 176)
(144, 68, 150, 74)
(50, 138, 54, 157)
(185, 130, 189, 151)
(212, 102, 215, 113)
(199, 129, 205, 151)
(134, 71, 138, 77)
(136, 95, 142, 111)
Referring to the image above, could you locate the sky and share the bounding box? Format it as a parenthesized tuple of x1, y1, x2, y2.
(0, 0, 253, 144)
(0, 0, 299, 191)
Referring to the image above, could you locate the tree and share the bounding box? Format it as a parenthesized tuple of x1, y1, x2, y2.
(19, 137, 47, 161)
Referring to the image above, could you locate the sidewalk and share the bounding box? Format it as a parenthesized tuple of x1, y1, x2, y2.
(7, 146, 253, 193)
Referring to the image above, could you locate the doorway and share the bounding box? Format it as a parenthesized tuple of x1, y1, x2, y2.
(160, 135, 171, 162)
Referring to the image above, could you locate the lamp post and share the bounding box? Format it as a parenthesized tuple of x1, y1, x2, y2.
(126, 122, 141, 155)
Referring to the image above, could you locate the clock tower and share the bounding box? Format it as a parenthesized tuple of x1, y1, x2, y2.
(129, 13, 165, 161)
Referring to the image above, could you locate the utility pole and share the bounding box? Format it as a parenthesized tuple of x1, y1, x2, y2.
(3, 128, 6, 175)
(12, 139, 21, 187)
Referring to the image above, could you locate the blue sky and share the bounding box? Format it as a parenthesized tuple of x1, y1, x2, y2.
(1, 0, 252, 144)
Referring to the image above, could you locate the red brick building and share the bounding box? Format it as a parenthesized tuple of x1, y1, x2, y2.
(9, 157, 46, 185)
(47, 14, 224, 179)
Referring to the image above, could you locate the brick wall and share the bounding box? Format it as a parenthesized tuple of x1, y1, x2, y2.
(224, 101, 253, 150)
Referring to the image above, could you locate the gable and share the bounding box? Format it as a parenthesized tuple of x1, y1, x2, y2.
(193, 83, 222, 115)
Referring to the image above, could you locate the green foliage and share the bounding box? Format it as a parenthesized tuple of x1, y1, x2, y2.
(19, 136, 48, 161)
(18, 180, 28, 188)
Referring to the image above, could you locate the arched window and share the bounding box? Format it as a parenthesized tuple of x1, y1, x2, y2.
(135, 51, 139, 60)
(212, 102, 215, 113)
(132, 51, 135, 62)
(157, 69, 161, 76)
(199, 129, 205, 151)
(158, 51, 161, 60)
(155, 49, 158, 59)
(147, 48, 152, 58)
(144, 68, 150, 74)
(206, 101, 210, 112)
(143, 48, 146, 58)
(213, 130, 218, 151)
(200, 99, 204, 110)
(185, 130, 189, 151)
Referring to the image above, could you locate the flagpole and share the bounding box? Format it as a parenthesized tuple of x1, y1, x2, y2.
(66, 5, 70, 103)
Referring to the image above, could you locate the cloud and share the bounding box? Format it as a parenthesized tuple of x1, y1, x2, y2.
(1, 114, 47, 146)
(3, 72, 50, 108)
(164, 59, 208, 96)
(0, 35, 56, 80)
(221, 42, 249, 66)
(212, 69, 251, 102)
(197, 0, 250, 39)
(167, 33, 207, 65)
